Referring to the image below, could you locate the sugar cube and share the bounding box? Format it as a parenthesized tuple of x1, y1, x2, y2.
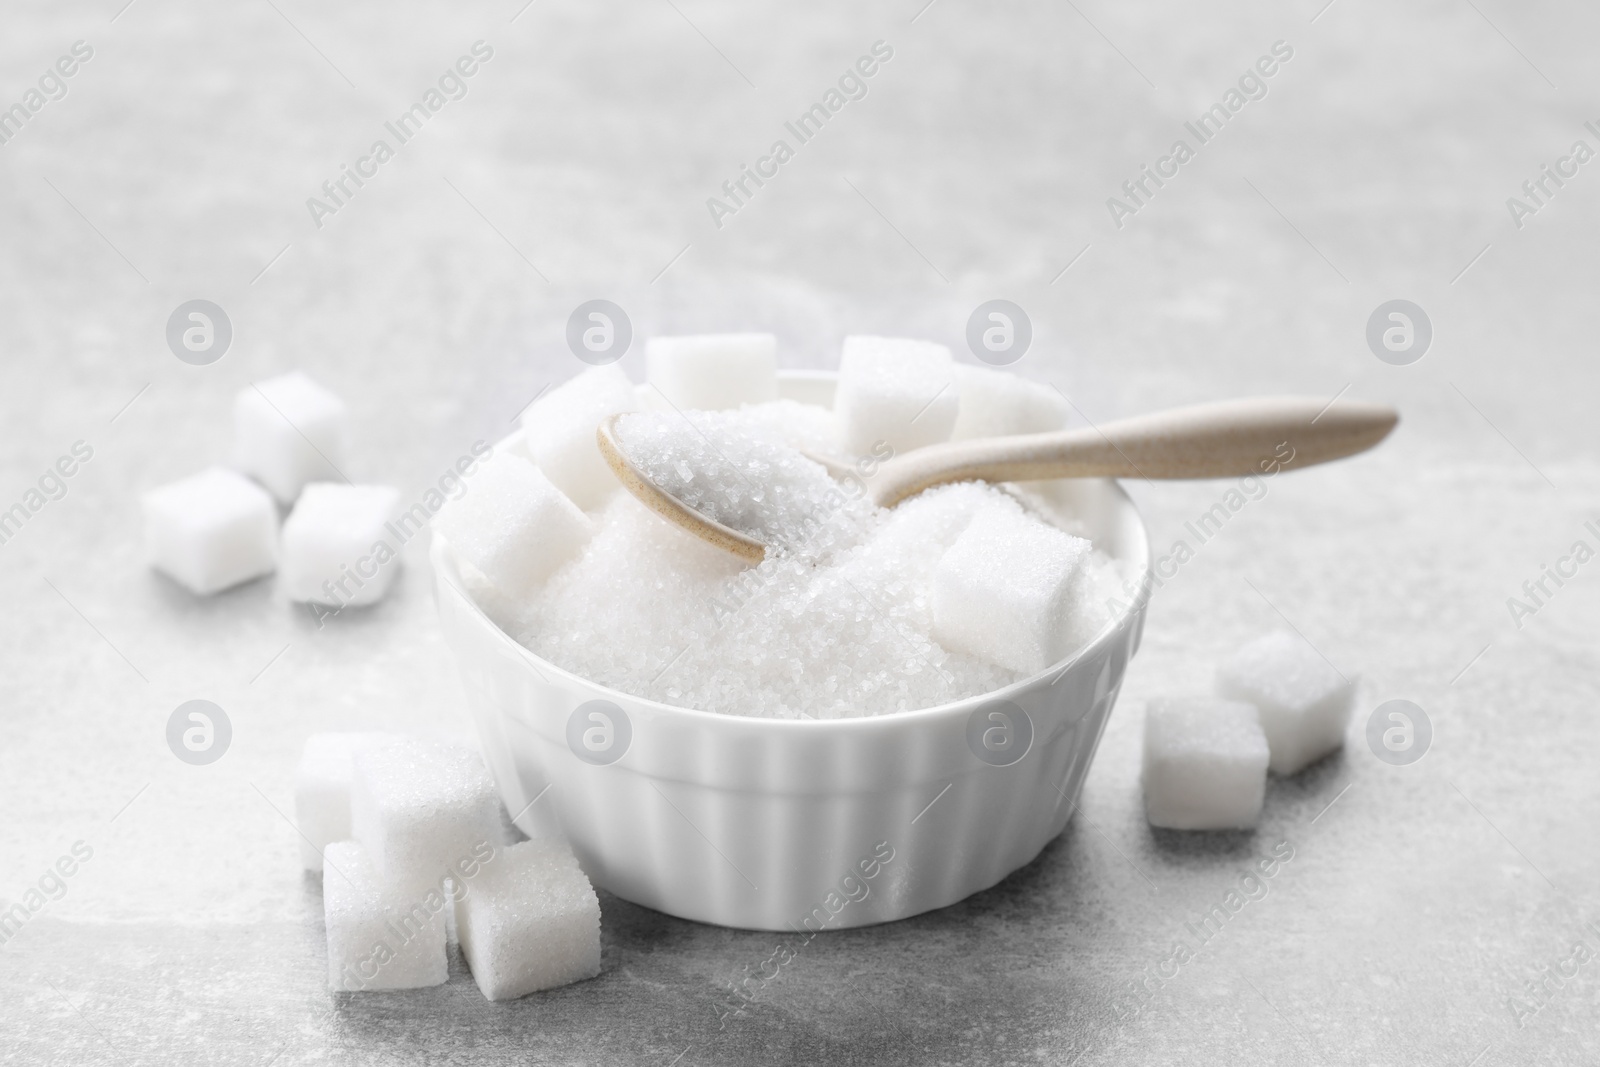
(294, 732, 391, 872)
(1216, 632, 1356, 775)
(1142, 698, 1269, 830)
(349, 736, 503, 897)
(834, 336, 959, 455)
(323, 841, 448, 992)
(950, 365, 1071, 440)
(431, 454, 593, 600)
(141, 466, 277, 595)
(455, 838, 601, 1001)
(930, 506, 1092, 674)
(645, 334, 779, 411)
(233, 371, 347, 503)
(520, 365, 640, 510)
(280, 484, 401, 607)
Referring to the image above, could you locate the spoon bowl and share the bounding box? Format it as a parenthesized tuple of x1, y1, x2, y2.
(596, 413, 768, 562)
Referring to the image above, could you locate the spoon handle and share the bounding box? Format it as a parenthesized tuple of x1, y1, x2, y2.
(869, 395, 1398, 508)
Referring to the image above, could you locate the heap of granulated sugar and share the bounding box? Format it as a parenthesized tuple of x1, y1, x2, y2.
(509, 406, 1126, 719)
(612, 410, 844, 548)
(721, 398, 841, 455)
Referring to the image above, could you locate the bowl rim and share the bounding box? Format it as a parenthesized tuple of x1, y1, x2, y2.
(435, 372, 1154, 735)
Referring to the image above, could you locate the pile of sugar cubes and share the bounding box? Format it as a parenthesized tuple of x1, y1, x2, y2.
(1142, 632, 1357, 830)
(296, 732, 601, 999)
(434, 333, 1131, 719)
(141, 371, 403, 611)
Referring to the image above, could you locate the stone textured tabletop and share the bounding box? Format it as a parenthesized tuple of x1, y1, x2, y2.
(2, 0, 1597, 1064)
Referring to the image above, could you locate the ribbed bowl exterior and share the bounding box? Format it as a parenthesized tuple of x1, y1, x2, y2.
(434, 373, 1150, 931)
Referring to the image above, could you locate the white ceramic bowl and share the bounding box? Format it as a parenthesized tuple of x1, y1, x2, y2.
(434, 371, 1151, 931)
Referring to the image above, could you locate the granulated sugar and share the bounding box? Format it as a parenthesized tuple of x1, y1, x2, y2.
(721, 399, 840, 455)
(505, 402, 1127, 719)
(613, 410, 844, 547)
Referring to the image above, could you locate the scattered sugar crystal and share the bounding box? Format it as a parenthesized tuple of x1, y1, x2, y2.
(950, 365, 1071, 440)
(295, 731, 392, 872)
(233, 371, 347, 503)
(520, 365, 640, 510)
(929, 505, 1093, 674)
(141, 466, 277, 595)
(455, 838, 601, 1001)
(323, 840, 448, 992)
(646, 333, 779, 411)
(349, 736, 503, 897)
(613, 411, 843, 547)
(1142, 697, 1269, 830)
(279, 484, 401, 606)
(834, 336, 959, 455)
(431, 453, 593, 600)
(1216, 632, 1356, 775)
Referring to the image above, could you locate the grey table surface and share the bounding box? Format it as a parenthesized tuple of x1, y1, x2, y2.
(2, 0, 1598, 1063)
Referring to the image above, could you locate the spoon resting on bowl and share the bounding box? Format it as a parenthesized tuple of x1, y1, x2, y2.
(596, 395, 1398, 563)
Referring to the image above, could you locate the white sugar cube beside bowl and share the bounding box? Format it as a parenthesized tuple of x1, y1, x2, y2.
(432, 370, 1150, 931)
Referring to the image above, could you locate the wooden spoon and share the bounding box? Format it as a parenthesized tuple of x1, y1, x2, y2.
(596, 395, 1398, 563)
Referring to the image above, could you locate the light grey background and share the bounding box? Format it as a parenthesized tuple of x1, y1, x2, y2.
(2, 0, 1597, 1063)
